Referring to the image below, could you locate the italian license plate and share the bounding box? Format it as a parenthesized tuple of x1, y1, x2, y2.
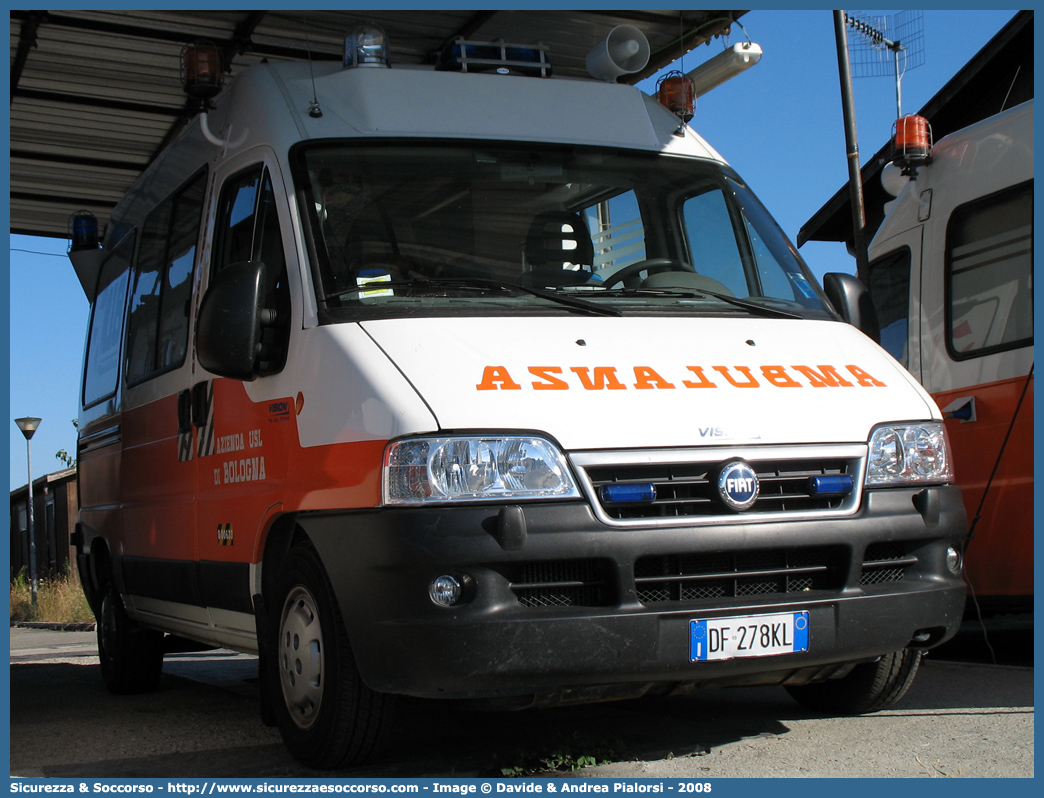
(689, 611, 809, 662)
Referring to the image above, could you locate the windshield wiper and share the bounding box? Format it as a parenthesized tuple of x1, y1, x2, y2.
(325, 277, 622, 317)
(573, 287, 701, 299)
(692, 289, 804, 319)
(585, 286, 803, 319)
(503, 280, 622, 317)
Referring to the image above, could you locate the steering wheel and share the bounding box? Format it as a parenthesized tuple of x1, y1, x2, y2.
(602, 258, 691, 289)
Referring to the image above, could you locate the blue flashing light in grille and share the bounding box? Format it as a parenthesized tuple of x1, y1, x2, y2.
(600, 483, 656, 504)
(809, 474, 855, 497)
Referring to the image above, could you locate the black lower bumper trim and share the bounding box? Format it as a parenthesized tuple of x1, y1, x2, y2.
(298, 486, 967, 700)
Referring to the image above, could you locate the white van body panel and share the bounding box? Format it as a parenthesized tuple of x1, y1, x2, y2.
(871, 99, 1033, 393)
(877, 101, 1033, 241)
(362, 316, 937, 449)
(125, 596, 257, 654)
(195, 61, 720, 167)
(289, 66, 695, 150)
(290, 324, 440, 447)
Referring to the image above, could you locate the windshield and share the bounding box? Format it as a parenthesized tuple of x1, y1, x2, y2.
(294, 142, 833, 320)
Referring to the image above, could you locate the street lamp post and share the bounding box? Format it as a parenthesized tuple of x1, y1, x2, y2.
(15, 417, 42, 607)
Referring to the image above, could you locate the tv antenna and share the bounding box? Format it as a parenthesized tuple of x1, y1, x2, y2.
(845, 10, 925, 118)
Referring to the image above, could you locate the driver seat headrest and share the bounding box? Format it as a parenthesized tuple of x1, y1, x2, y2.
(524, 211, 594, 268)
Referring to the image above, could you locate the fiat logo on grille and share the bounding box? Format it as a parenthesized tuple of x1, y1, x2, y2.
(717, 460, 759, 511)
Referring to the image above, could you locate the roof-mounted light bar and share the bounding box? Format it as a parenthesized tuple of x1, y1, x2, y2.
(436, 38, 551, 78)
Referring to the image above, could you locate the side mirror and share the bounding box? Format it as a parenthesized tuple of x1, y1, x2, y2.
(823, 272, 881, 343)
(196, 261, 269, 381)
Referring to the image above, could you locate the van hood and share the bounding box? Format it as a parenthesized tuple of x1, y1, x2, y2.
(360, 316, 937, 450)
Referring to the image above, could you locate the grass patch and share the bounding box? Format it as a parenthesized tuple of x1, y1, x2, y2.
(10, 566, 95, 624)
(487, 730, 621, 777)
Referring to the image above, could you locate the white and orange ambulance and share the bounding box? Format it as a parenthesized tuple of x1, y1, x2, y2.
(867, 100, 1033, 615)
(71, 26, 966, 768)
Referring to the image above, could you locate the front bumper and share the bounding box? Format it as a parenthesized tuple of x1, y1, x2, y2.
(299, 486, 967, 701)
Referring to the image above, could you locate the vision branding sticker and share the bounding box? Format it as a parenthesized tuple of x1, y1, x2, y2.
(268, 399, 292, 423)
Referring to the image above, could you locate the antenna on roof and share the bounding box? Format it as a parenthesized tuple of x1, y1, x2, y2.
(845, 10, 925, 119)
(304, 30, 322, 118)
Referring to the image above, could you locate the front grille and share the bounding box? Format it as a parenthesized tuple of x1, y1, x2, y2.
(582, 456, 858, 522)
(507, 559, 613, 608)
(860, 541, 916, 585)
(635, 546, 846, 605)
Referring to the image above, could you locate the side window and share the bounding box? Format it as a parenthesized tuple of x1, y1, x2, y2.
(214, 169, 262, 273)
(83, 232, 135, 407)
(867, 248, 912, 366)
(213, 165, 291, 373)
(947, 181, 1033, 358)
(126, 170, 207, 384)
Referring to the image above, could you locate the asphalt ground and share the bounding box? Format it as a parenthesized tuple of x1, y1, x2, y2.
(8, 616, 1033, 779)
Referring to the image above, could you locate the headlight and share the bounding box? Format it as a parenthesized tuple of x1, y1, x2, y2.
(866, 422, 953, 487)
(383, 435, 580, 504)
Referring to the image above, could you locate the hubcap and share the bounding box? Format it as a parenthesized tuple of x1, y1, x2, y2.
(278, 585, 324, 730)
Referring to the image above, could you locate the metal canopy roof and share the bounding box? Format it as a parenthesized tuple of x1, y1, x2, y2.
(10, 8, 746, 241)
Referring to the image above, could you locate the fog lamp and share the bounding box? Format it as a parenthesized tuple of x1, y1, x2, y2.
(945, 547, 961, 574)
(430, 575, 464, 607)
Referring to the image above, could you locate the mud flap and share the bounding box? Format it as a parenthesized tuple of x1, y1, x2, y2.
(253, 592, 278, 727)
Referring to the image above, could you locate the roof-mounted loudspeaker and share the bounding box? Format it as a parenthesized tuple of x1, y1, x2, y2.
(586, 25, 650, 81)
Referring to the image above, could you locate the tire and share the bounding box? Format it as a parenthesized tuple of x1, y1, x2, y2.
(96, 587, 164, 695)
(272, 543, 396, 769)
(785, 649, 923, 715)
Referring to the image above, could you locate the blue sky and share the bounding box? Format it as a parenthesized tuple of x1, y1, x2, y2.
(6, 8, 1021, 490)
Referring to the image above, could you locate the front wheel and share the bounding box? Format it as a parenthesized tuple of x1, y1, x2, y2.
(272, 543, 396, 769)
(96, 587, 164, 695)
(785, 649, 923, 714)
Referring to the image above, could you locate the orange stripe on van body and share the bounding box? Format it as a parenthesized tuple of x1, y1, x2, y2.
(195, 380, 385, 566)
(935, 374, 1034, 599)
(120, 394, 197, 562)
(114, 381, 387, 570)
(76, 417, 125, 558)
